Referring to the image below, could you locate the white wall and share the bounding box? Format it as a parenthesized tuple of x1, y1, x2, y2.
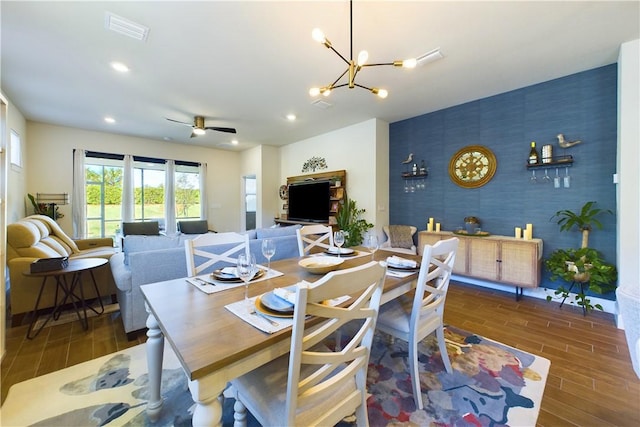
(278, 119, 390, 233)
(616, 39, 640, 321)
(26, 122, 242, 234)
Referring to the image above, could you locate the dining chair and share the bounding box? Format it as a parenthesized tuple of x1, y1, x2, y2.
(184, 231, 249, 276)
(296, 224, 334, 256)
(231, 260, 387, 427)
(380, 225, 418, 255)
(376, 237, 458, 410)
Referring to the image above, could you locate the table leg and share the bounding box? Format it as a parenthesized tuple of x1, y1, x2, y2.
(26, 277, 51, 339)
(188, 375, 226, 427)
(145, 303, 164, 422)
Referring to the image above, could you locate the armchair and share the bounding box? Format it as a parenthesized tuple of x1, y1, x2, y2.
(6, 215, 117, 319)
(380, 225, 418, 255)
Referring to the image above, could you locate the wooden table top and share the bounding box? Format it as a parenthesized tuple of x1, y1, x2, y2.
(141, 249, 420, 381)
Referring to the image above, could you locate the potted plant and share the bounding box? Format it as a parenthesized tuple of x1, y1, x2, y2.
(27, 193, 64, 220)
(545, 201, 616, 312)
(335, 194, 373, 247)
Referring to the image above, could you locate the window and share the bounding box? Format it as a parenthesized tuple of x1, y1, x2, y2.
(10, 130, 21, 167)
(82, 151, 202, 238)
(175, 164, 201, 220)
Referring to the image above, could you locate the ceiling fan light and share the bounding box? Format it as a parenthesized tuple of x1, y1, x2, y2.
(357, 50, 369, 66)
(193, 128, 206, 136)
(372, 88, 388, 98)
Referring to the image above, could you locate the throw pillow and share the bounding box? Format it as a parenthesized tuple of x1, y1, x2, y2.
(388, 225, 414, 249)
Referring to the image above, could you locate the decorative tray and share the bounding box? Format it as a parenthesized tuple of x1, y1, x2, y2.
(453, 230, 491, 237)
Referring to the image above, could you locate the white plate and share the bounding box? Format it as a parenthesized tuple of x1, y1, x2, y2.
(324, 247, 355, 256)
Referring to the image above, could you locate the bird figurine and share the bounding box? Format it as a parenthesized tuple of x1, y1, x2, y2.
(401, 153, 414, 164)
(557, 133, 582, 149)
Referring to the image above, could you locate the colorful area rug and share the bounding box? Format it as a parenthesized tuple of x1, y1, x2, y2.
(1, 326, 549, 426)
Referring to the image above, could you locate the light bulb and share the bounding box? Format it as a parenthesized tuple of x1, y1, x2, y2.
(357, 50, 369, 66)
(193, 128, 206, 136)
(402, 58, 417, 68)
(309, 87, 321, 97)
(372, 88, 388, 99)
(312, 28, 325, 43)
(321, 87, 332, 97)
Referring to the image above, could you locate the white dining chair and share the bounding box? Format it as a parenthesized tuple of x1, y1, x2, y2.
(296, 224, 334, 256)
(376, 237, 458, 410)
(184, 231, 249, 276)
(230, 260, 387, 427)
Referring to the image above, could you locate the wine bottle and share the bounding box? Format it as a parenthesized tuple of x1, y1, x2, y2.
(528, 141, 539, 165)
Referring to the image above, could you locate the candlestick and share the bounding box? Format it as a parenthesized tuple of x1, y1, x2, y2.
(435, 223, 441, 232)
(515, 227, 522, 239)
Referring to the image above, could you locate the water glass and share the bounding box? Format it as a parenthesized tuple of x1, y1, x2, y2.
(261, 239, 276, 275)
(334, 230, 345, 258)
(237, 253, 256, 308)
(366, 234, 379, 260)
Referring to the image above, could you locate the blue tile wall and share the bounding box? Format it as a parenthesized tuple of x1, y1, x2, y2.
(389, 64, 618, 299)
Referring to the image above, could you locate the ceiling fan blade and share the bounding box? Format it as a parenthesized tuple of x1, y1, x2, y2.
(166, 117, 194, 127)
(204, 126, 237, 134)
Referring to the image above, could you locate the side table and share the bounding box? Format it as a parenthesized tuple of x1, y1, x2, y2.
(22, 258, 108, 339)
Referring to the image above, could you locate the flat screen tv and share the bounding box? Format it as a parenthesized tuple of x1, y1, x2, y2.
(287, 180, 330, 223)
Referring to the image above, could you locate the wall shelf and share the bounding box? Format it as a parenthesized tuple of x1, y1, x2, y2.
(526, 155, 573, 170)
(401, 172, 429, 179)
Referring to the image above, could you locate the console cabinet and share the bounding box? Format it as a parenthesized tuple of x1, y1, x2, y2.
(418, 231, 543, 291)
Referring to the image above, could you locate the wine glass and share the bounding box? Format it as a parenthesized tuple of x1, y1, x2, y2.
(366, 234, 379, 261)
(333, 230, 345, 258)
(261, 239, 276, 275)
(542, 169, 552, 184)
(237, 253, 256, 308)
(530, 169, 537, 184)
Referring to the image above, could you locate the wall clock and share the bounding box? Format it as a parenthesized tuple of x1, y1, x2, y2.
(279, 184, 288, 200)
(449, 145, 497, 188)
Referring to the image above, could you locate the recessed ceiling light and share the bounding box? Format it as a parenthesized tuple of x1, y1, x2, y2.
(104, 117, 116, 124)
(286, 114, 297, 121)
(110, 62, 129, 73)
(163, 136, 173, 141)
(231, 139, 239, 145)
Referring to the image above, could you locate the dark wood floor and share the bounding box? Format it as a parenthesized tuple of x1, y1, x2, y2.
(2, 282, 639, 426)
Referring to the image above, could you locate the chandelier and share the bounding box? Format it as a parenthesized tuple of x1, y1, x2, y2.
(309, 0, 441, 99)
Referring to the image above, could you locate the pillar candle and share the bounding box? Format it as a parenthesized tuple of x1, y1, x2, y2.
(427, 222, 433, 232)
(515, 227, 522, 239)
(435, 223, 441, 232)
(525, 223, 533, 240)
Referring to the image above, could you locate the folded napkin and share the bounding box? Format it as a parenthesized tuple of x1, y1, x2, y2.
(220, 266, 238, 277)
(273, 283, 307, 304)
(186, 268, 285, 295)
(387, 255, 418, 268)
(225, 297, 294, 334)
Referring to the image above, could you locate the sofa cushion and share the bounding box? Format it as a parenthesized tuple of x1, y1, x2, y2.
(178, 220, 209, 234)
(123, 235, 179, 265)
(255, 224, 301, 239)
(122, 221, 160, 236)
(27, 214, 80, 253)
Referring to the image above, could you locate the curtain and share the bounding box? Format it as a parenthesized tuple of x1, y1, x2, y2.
(199, 163, 208, 220)
(165, 160, 176, 234)
(121, 154, 134, 223)
(72, 149, 86, 238)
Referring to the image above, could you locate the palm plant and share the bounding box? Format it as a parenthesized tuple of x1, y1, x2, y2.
(551, 200, 612, 248)
(335, 194, 373, 247)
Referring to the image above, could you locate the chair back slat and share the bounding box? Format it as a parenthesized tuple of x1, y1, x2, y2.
(297, 224, 334, 256)
(184, 232, 249, 276)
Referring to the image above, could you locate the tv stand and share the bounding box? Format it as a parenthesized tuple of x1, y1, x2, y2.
(281, 169, 346, 226)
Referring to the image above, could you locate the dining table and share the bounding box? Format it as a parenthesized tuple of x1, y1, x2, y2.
(140, 248, 421, 426)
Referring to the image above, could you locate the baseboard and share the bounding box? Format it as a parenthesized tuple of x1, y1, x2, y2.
(451, 274, 619, 319)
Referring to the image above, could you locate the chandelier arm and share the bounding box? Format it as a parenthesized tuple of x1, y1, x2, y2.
(333, 83, 349, 89)
(329, 68, 350, 88)
(360, 62, 395, 68)
(328, 46, 351, 65)
(353, 83, 374, 91)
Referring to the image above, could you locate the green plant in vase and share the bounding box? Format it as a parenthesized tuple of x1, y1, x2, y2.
(27, 193, 64, 220)
(545, 201, 616, 312)
(335, 194, 373, 247)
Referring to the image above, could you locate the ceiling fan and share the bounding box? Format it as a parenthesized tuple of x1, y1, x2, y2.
(166, 115, 237, 138)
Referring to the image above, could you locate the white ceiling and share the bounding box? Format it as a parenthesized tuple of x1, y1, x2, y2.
(1, 1, 638, 151)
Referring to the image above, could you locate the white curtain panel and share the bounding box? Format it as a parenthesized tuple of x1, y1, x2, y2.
(121, 154, 134, 223)
(165, 160, 177, 234)
(72, 149, 86, 238)
(199, 163, 208, 220)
